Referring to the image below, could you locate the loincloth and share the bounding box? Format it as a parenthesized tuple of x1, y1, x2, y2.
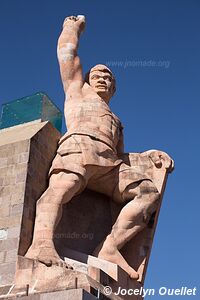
(49, 134, 150, 202)
(50, 134, 122, 174)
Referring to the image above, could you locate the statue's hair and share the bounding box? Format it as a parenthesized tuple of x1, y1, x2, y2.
(85, 64, 116, 96)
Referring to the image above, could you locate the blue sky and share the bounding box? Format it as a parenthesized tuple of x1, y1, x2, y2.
(0, 1, 199, 298)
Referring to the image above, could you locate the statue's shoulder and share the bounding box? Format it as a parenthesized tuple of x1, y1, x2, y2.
(111, 111, 123, 129)
(82, 82, 94, 94)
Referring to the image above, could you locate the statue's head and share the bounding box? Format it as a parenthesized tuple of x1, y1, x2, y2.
(85, 64, 116, 103)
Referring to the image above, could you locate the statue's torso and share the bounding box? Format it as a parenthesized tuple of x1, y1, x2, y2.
(63, 94, 122, 151)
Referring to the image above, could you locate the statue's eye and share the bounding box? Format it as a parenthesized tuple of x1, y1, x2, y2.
(104, 76, 111, 81)
(91, 75, 99, 80)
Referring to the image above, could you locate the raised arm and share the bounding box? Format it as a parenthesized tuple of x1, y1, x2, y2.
(57, 15, 85, 93)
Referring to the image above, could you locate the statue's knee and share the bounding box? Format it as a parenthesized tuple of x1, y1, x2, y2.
(37, 173, 82, 205)
(122, 180, 159, 202)
(139, 181, 160, 223)
(50, 172, 81, 192)
(122, 182, 139, 202)
(139, 180, 159, 199)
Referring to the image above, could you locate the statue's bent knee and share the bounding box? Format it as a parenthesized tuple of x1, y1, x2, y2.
(122, 180, 159, 203)
(139, 180, 160, 224)
(36, 172, 82, 206)
(139, 180, 159, 197)
(121, 180, 160, 224)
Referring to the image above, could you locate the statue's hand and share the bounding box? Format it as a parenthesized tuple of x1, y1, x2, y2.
(148, 150, 174, 173)
(63, 15, 86, 35)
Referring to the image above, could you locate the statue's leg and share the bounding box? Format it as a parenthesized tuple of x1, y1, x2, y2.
(96, 180, 160, 279)
(25, 171, 83, 267)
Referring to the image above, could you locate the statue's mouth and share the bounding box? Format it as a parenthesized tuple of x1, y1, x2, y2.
(96, 85, 106, 88)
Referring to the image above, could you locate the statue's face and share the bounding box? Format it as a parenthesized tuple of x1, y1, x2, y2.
(89, 70, 114, 103)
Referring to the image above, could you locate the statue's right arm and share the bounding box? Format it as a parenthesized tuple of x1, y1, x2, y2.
(57, 16, 85, 93)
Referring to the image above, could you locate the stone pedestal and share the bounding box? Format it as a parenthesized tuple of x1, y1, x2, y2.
(11, 289, 98, 300)
(0, 121, 169, 300)
(0, 121, 61, 286)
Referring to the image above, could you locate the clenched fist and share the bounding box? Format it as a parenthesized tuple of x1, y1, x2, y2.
(63, 15, 86, 35)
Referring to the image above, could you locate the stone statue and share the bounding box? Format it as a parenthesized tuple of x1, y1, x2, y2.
(25, 15, 174, 280)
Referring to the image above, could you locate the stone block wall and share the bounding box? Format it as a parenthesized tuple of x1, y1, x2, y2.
(0, 121, 60, 285)
(0, 140, 28, 285)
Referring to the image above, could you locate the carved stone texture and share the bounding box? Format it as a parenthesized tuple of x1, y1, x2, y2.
(25, 14, 174, 284)
(0, 121, 61, 286)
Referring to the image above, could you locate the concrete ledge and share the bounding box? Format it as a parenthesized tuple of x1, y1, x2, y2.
(2, 289, 99, 300)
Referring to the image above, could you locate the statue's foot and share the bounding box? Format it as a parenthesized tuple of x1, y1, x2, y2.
(94, 241, 139, 280)
(25, 241, 73, 269)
